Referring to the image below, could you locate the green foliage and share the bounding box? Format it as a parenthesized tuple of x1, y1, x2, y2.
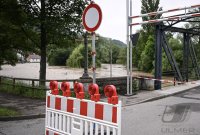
(116, 48, 127, 65)
(67, 44, 86, 68)
(162, 38, 183, 71)
(132, 0, 161, 72)
(48, 48, 72, 66)
(111, 45, 121, 64)
(141, 0, 162, 33)
(0, 0, 37, 67)
(67, 44, 101, 68)
(0, 79, 46, 99)
(0, 107, 19, 117)
(138, 35, 155, 72)
(96, 37, 110, 63)
(96, 37, 121, 64)
(133, 30, 147, 66)
(0, 0, 87, 81)
(18, 0, 87, 44)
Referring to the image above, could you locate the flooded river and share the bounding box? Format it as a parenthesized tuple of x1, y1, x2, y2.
(0, 63, 127, 79)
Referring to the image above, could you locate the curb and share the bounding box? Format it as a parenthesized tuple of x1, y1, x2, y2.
(124, 85, 200, 107)
(0, 113, 45, 121)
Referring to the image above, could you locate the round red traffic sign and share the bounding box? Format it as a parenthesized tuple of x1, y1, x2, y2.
(82, 3, 102, 32)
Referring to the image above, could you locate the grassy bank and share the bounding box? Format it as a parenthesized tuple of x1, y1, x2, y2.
(0, 79, 46, 99)
(0, 106, 19, 117)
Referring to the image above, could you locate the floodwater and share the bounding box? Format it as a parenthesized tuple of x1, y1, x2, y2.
(0, 63, 127, 79)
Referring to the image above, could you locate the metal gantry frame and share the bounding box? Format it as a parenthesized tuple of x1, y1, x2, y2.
(126, 1, 200, 93)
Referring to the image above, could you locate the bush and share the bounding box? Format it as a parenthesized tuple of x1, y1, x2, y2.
(48, 48, 72, 66)
(67, 44, 101, 68)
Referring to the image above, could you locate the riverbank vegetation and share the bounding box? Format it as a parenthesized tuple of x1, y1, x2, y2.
(0, 79, 46, 99)
(0, 106, 19, 117)
(1, 0, 199, 80)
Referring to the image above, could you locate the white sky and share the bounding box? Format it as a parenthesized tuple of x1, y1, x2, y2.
(93, 0, 200, 43)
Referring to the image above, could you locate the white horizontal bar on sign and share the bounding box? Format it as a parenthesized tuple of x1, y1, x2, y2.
(72, 121, 81, 126)
(130, 13, 200, 26)
(47, 108, 119, 128)
(130, 4, 200, 19)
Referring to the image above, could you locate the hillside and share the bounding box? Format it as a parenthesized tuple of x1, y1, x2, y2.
(112, 39, 126, 48)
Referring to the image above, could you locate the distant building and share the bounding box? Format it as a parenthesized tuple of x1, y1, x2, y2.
(17, 53, 25, 63)
(26, 54, 41, 63)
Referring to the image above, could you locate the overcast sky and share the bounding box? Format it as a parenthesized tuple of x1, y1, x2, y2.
(93, 0, 200, 43)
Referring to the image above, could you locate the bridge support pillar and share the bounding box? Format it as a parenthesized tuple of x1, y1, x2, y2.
(155, 25, 162, 90)
(183, 33, 189, 82)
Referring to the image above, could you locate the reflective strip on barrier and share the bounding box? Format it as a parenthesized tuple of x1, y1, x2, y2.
(47, 93, 118, 123)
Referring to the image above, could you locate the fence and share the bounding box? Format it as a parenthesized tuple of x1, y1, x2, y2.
(0, 75, 176, 95)
(45, 82, 122, 135)
(0, 76, 77, 90)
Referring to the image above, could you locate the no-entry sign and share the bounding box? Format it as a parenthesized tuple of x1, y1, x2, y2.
(82, 3, 102, 32)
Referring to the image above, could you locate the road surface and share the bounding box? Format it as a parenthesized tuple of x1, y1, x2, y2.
(0, 87, 200, 135)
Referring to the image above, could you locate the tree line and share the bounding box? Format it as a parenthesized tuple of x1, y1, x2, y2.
(47, 36, 126, 68)
(1, 0, 199, 81)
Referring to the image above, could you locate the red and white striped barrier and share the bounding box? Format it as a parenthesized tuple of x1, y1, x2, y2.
(130, 4, 200, 19)
(135, 76, 200, 86)
(130, 13, 200, 26)
(45, 81, 121, 135)
(129, 3, 200, 26)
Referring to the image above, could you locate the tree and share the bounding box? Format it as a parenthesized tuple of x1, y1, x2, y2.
(162, 37, 183, 72)
(96, 37, 121, 64)
(48, 48, 71, 66)
(186, 8, 200, 60)
(17, 0, 87, 85)
(116, 48, 126, 65)
(66, 44, 101, 68)
(111, 45, 120, 64)
(0, 0, 37, 69)
(141, 0, 162, 33)
(132, 0, 161, 71)
(132, 30, 147, 66)
(138, 35, 155, 72)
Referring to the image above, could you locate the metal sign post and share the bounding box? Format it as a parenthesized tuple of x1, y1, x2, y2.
(126, 0, 133, 95)
(126, 0, 130, 95)
(92, 32, 96, 83)
(82, 2, 102, 83)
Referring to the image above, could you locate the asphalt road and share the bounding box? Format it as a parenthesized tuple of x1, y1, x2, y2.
(0, 87, 200, 135)
(122, 87, 200, 135)
(0, 118, 45, 135)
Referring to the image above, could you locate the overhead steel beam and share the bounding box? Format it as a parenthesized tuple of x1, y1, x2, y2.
(163, 26, 200, 35)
